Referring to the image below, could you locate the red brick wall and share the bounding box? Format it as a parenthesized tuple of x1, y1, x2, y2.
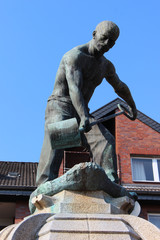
(116, 114, 160, 184)
(14, 200, 30, 224)
(59, 158, 64, 177)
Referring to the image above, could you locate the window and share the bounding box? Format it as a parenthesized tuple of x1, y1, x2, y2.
(131, 157, 160, 182)
(148, 214, 160, 229)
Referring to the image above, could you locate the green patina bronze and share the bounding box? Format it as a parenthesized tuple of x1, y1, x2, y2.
(36, 20, 137, 189)
(29, 162, 137, 214)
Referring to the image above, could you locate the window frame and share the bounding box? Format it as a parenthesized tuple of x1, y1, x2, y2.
(131, 157, 160, 182)
(148, 213, 160, 229)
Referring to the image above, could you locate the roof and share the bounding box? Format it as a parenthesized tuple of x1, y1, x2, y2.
(123, 184, 160, 194)
(123, 184, 160, 201)
(92, 98, 160, 133)
(0, 161, 38, 191)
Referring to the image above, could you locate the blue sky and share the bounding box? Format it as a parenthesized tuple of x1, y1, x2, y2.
(0, 0, 160, 162)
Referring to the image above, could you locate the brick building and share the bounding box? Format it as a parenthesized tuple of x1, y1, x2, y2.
(0, 162, 37, 229)
(0, 98, 160, 229)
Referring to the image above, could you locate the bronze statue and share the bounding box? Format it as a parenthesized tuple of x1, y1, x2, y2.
(36, 21, 137, 186)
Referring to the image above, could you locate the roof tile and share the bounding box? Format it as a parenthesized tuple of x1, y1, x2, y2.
(0, 161, 38, 189)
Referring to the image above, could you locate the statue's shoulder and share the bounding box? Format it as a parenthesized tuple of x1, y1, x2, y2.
(62, 44, 87, 65)
(101, 56, 109, 64)
(101, 56, 114, 69)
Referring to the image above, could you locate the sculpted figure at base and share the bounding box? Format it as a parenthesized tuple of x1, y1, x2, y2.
(36, 21, 137, 186)
(30, 162, 137, 214)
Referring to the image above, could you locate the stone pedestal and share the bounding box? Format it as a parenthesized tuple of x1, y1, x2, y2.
(1, 190, 160, 240)
(37, 213, 140, 240)
(32, 190, 136, 215)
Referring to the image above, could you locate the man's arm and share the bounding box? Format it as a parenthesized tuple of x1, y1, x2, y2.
(105, 60, 137, 120)
(65, 59, 91, 132)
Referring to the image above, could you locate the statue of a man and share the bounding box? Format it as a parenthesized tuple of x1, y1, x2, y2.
(36, 21, 137, 186)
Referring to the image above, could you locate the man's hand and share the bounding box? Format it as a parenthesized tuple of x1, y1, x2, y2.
(129, 105, 137, 120)
(80, 117, 92, 133)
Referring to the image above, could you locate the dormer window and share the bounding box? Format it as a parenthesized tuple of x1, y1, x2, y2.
(7, 172, 20, 178)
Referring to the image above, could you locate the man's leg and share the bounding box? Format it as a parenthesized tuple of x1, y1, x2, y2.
(36, 123, 64, 186)
(84, 118, 117, 182)
(36, 98, 76, 186)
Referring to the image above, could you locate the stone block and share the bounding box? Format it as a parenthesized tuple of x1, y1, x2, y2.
(36, 212, 140, 240)
(33, 190, 133, 215)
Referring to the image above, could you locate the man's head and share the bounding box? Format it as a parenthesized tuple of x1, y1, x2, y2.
(92, 21, 120, 55)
